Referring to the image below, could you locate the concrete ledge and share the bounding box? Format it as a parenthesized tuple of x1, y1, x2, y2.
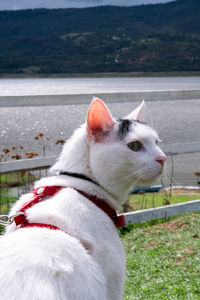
(162, 142, 200, 155)
(123, 199, 200, 225)
(0, 156, 56, 173)
(0, 90, 200, 107)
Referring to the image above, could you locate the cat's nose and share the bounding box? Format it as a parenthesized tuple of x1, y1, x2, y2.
(156, 155, 166, 167)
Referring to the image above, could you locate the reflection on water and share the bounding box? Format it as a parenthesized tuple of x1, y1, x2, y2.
(0, 77, 200, 96)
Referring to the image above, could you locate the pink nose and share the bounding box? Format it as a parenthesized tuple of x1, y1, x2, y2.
(156, 155, 166, 167)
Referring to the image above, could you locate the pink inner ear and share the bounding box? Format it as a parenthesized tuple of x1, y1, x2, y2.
(87, 98, 114, 133)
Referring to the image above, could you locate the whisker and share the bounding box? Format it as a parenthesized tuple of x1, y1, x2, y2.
(162, 169, 179, 186)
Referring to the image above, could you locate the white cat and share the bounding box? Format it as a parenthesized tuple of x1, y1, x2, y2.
(0, 98, 166, 300)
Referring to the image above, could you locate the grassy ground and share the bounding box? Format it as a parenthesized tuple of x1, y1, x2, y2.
(0, 187, 18, 213)
(0, 172, 36, 214)
(121, 212, 200, 299)
(128, 190, 200, 211)
(0, 173, 35, 188)
(0, 186, 18, 233)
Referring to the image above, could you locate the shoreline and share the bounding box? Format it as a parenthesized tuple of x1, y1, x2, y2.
(1, 71, 200, 79)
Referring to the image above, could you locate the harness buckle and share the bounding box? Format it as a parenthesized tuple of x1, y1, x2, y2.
(0, 215, 10, 225)
(0, 212, 25, 226)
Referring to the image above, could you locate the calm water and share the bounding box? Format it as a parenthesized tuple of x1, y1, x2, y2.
(0, 77, 200, 186)
(0, 77, 200, 96)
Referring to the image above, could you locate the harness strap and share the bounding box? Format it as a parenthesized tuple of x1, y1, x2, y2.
(20, 223, 61, 231)
(14, 186, 125, 230)
(75, 189, 125, 228)
(14, 186, 63, 227)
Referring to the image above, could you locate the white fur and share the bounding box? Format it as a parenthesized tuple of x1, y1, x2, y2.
(125, 100, 145, 121)
(0, 100, 165, 300)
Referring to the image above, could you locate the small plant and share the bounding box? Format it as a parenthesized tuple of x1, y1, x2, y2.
(55, 139, 66, 145)
(194, 172, 200, 185)
(25, 152, 38, 159)
(2, 148, 10, 161)
(55, 139, 66, 152)
(10, 146, 26, 160)
(34, 133, 51, 157)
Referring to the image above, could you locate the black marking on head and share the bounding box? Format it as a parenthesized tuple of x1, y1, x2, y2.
(117, 119, 149, 140)
(117, 119, 133, 139)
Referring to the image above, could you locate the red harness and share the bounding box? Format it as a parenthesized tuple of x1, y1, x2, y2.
(14, 186, 125, 231)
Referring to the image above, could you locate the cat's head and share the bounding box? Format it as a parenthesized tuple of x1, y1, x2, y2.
(86, 97, 166, 203)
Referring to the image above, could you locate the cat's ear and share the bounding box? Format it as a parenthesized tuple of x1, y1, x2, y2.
(125, 100, 145, 121)
(87, 97, 114, 140)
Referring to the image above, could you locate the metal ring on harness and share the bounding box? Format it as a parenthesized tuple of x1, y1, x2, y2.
(0, 212, 25, 225)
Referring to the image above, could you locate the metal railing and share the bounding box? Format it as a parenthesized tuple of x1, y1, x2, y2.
(1, 142, 200, 173)
(1, 89, 200, 223)
(1, 142, 200, 223)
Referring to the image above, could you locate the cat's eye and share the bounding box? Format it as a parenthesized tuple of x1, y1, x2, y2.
(127, 141, 142, 152)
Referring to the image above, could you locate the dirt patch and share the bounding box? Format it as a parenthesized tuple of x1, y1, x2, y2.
(169, 189, 200, 196)
(166, 241, 178, 245)
(175, 248, 195, 265)
(180, 247, 195, 255)
(143, 240, 158, 249)
(175, 254, 184, 265)
(154, 218, 189, 231)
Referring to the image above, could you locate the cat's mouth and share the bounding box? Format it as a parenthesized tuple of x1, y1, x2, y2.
(158, 168, 164, 176)
(138, 167, 164, 185)
(154, 165, 165, 177)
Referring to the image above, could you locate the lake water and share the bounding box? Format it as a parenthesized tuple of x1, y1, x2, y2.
(0, 76, 200, 186)
(0, 76, 200, 96)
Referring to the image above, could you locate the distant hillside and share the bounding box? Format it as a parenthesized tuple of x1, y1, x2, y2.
(0, 0, 199, 74)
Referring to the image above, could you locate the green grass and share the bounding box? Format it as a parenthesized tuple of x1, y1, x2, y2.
(0, 187, 18, 211)
(0, 172, 36, 215)
(121, 212, 200, 299)
(128, 190, 200, 211)
(0, 187, 18, 233)
(0, 172, 35, 187)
